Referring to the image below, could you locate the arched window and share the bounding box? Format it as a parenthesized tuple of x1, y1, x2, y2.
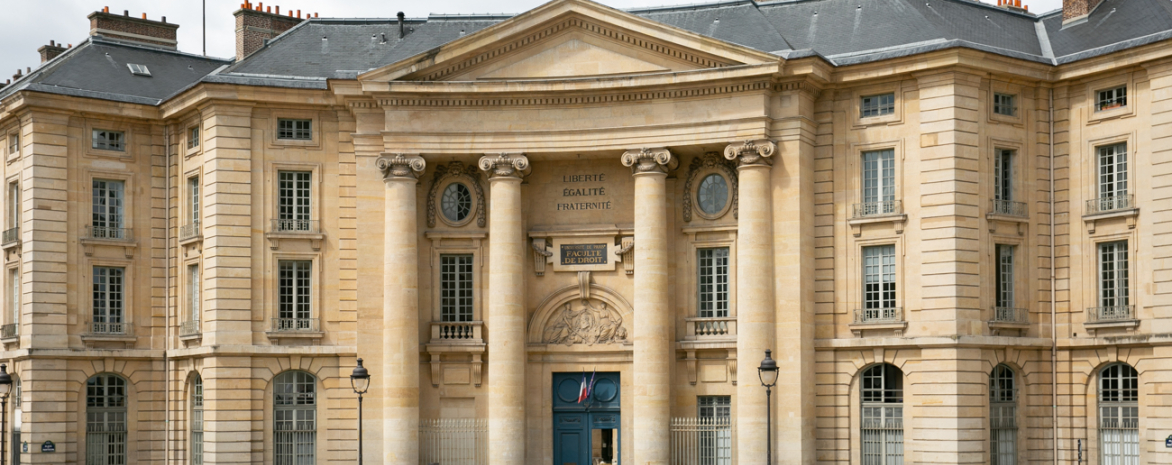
(990, 365, 1017, 465)
(861, 364, 903, 465)
(274, 371, 316, 465)
(86, 374, 127, 465)
(1099, 363, 1138, 465)
(191, 374, 203, 465)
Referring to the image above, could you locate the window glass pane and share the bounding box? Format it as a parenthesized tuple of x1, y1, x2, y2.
(92, 266, 124, 332)
(697, 248, 729, 318)
(188, 265, 200, 322)
(996, 245, 1015, 308)
(92, 180, 125, 233)
(278, 261, 312, 322)
(862, 150, 895, 207)
(1099, 241, 1129, 308)
(274, 372, 316, 465)
(278, 171, 312, 224)
(188, 126, 200, 149)
(189, 177, 200, 225)
(1097, 86, 1127, 111)
(440, 255, 474, 322)
(863, 245, 896, 311)
(697, 174, 729, 215)
(861, 93, 895, 118)
(441, 183, 472, 222)
(92, 129, 125, 151)
(862, 364, 903, 465)
(86, 374, 128, 465)
(277, 119, 313, 140)
(994, 93, 1016, 116)
(1099, 364, 1139, 465)
(995, 150, 1014, 201)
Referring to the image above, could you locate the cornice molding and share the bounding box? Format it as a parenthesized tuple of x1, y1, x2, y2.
(379, 81, 771, 108)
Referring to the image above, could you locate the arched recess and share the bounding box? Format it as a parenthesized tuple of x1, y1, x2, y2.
(527, 283, 634, 346)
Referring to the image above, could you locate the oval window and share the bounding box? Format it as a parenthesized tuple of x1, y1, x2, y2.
(697, 174, 729, 215)
(441, 183, 472, 223)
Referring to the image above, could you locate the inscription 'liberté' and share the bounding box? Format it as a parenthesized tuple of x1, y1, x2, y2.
(560, 243, 608, 265)
(557, 173, 612, 211)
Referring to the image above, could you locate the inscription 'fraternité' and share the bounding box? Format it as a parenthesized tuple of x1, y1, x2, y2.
(560, 243, 608, 266)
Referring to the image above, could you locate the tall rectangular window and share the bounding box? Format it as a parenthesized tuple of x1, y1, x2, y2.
(92, 179, 125, 238)
(996, 245, 1015, 309)
(188, 264, 200, 323)
(862, 150, 896, 215)
(92, 129, 125, 151)
(8, 268, 18, 328)
(277, 171, 311, 231)
(277, 119, 312, 140)
(861, 93, 895, 118)
(440, 254, 473, 322)
(1099, 241, 1129, 308)
(697, 396, 732, 465)
(92, 266, 125, 334)
(1098, 143, 1128, 207)
(187, 126, 200, 150)
(7, 181, 18, 230)
(994, 93, 1017, 116)
(7, 133, 17, 157)
(697, 247, 729, 318)
(863, 245, 896, 321)
(994, 149, 1014, 202)
(278, 260, 312, 328)
(1096, 86, 1127, 111)
(188, 176, 200, 226)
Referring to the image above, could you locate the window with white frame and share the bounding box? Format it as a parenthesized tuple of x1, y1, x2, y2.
(8, 268, 18, 330)
(697, 396, 732, 465)
(188, 176, 200, 227)
(191, 374, 204, 465)
(7, 133, 17, 157)
(990, 364, 1017, 465)
(861, 363, 903, 465)
(92, 266, 125, 334)
(7, 181, 18, 231)
(995, 149, 1014, 202)
(277, 171, 312, 232)
(92, 129, 125, 151)
(861, 93, 895, 118)
(994, 93, 1017, 117)
(862, 245, 897, 321)
(995, 245, 1015, 310)
(92, 179, 125, 239)
(277, 119, 312, 141)
(1099, 363, 1138, 465)
(274, 371, 316, 465)
(277, 260, 312, 330)
(439, 254, 473, 322)
(697, 247, 729, 318)
(1096, 86, 1127, 111)
(187, 125, 200, 150)
(86, 374, 127, 465)
(188, 264, 200, 323)
(1096, 143, 1129, 211)
(1099, 241, 1130, 311)
(861, 149, 896, 215)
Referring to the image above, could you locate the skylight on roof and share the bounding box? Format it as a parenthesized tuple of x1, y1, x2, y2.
(127, 63, 152, 77)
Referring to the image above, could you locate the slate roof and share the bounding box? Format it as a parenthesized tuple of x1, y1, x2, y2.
(0, 36, 230, 105)
(5, 0, 1172, 105)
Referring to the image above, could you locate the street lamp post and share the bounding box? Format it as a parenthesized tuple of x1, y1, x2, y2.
(350, 358, 371, 465)
(0, 364, 12, 465)
(757, 350, 778, 465)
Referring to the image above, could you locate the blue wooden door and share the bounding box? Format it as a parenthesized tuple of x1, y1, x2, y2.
(552, 373, 621, 465)
(554, 413, 588, 465)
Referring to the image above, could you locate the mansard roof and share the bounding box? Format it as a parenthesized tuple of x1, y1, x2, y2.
(0, 36, 231, 105)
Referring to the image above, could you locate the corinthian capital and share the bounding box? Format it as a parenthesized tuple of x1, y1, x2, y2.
(723, 140, 776, 168)
(478, 153, 530, 180)
(621, 147, 677, 175)
(377, 153, 426, 182)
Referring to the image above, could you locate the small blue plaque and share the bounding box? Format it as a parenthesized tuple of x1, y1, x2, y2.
(21, 441, 26, 453)
(1165, 434, 1172, 448)
(41, 441, 55, 453)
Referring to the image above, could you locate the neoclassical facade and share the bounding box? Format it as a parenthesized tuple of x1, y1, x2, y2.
(2, 0, 1172, 463)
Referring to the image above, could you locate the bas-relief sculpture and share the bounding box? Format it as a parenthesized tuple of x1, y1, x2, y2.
(542, 299, 629, 346)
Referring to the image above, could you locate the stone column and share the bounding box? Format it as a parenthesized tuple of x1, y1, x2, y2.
(479, 153, 530, 465)
(378, 154, 426, 465)
(621, 147, 676, 465)
(725, 140, 777, 465)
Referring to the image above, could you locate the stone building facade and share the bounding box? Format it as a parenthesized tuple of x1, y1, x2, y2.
(1, 0, 1172, 463)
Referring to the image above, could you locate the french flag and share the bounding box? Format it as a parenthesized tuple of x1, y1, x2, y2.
(577, 370, 596, 404)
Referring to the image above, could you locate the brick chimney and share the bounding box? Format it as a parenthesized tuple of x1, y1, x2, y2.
(1063, 0, 1104, 23)
(38, 40, 68, 63)
(234, 2, 313, 61)
(88, 7, 179, 49)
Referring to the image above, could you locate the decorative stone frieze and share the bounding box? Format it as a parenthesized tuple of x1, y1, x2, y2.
(478, 153, 530, 179)
(541, 298, 628, 346)
(621, 147, 676, 175)
(683, 152, 739, 222)
(723, 139, 775, 167)
(426, 161, 486, 228)
(377, 153, 426, 181)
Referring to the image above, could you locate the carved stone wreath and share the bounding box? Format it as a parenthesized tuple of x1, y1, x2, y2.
(426, 161, 486, 228)
(683, 153, 738, 222)
(542, 299, 628, 346)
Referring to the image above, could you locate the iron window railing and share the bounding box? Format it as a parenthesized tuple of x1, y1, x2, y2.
(854, 307, 903, 324)
(180, 319, 201, 337)
(1087, 305, 1135, 323)
(670, 417, 735, 465)
(179, 222, 201, 241)
(0, 323, 16, 340)
(991, 200, 1027, 217)
(89, 321, 126, 335)
(1086, 195, 1134, 214)
(271, 318, 319, 332)
(270, 219, 320, 234)
(852, 200, 902, 218)
(1, 227, 17, 247)
(991, 307, 1029, 324)
(86, 225, 132, 241)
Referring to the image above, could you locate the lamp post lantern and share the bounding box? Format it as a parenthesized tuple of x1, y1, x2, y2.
(350, 358, 371, 465)
(757, 350, 778, 465)
(0, 364, 12, 465)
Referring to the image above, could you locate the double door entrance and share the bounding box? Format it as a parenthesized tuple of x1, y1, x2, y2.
(552, 372, 620, 465)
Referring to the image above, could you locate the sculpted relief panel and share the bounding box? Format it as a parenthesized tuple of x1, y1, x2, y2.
(542, 299, 628, 346)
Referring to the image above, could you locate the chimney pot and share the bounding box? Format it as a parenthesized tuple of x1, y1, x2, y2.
(267, 6, 271, 13)
(124, 10, 129, 16)
(275, 6, 280, 15)
(50, 40, 55, 46)
(398, 12, 406, 38)
(297, 9, 301, 18)
(162, 16, 166, 23)
(90, 8, 179, 49)
(103, 6, 109, 13)
(314, 12, 318, 17)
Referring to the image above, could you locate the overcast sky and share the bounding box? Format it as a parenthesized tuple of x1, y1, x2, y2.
(1, 0, 1063, 76)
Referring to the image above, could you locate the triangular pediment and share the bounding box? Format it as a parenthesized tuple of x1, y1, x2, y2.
(360, 0, 780, 83)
